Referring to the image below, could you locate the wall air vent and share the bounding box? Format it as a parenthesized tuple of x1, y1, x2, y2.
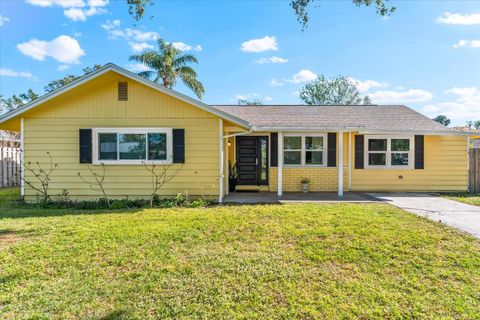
(118, 82, 128, 101)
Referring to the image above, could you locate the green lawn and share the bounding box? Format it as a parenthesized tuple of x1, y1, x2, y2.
(1, 189, 479, 319)
(442, 193, 480, 206)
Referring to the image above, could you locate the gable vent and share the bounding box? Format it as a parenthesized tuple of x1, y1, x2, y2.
(118, 82, 128, 101)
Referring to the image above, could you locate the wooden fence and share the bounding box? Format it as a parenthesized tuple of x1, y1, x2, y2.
(470, 149, 480, 193)
(1, 135, 21, 188)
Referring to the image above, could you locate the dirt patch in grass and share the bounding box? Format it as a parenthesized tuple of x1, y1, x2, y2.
(0, 229, 23, 247)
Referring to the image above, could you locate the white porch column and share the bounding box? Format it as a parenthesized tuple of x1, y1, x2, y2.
(20, 117, 25, 196)
(278, 131, 283, 196)
(218, 119, 224, 203)
(348, 131, 352, 191)
(225, 136, 229, 195)
(338, 130, 344, 197)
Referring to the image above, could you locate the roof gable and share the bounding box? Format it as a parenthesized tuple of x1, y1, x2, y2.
(0, 63, 250, 129)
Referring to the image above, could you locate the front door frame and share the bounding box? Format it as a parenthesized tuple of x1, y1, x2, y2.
(236, 136, 269, 186)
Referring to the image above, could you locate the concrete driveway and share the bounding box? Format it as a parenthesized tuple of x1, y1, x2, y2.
(369, 193, 480, 239)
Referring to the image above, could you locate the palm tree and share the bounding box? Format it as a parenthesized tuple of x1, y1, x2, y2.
(129, 38, 205, 99)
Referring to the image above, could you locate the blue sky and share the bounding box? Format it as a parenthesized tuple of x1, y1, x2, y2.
(0, 0, 479, 125)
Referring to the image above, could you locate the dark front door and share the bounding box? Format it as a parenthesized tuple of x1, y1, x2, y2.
(236, 136, 268, 186)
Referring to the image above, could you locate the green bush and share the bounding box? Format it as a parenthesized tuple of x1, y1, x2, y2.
(27, 193, 211, 210)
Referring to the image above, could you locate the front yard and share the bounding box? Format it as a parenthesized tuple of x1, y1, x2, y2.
(1, 188, 479, 319)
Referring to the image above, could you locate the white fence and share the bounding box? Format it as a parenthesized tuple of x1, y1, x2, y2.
(1, 134, 21, 188)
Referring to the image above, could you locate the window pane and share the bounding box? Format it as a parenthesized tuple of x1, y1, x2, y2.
(369, 153, 386, 165)
(306, 151, 323, 164)
(119, 133, 146, 160)
(148, 133, 167, 160)
(99, 133, 117, 160)
(392, 153, 409, 166)
(305, 136, 323, 150)
(284, 151, 301, 165)
(368, 139, 387, 151)
(284, 136, 301, 150)
(391, 139, 410, 151)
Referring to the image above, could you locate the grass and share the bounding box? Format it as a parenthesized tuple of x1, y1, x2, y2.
(442, 193, 480, 206)
(1, 188, 479, 319)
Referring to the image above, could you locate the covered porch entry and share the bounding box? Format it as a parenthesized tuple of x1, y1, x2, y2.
(224, 130, 347, 200)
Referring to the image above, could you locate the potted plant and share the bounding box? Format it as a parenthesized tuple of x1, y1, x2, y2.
(228, 161, 238, 192)
(301, 177, 310, 193)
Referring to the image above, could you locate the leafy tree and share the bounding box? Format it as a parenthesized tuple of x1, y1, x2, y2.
(126, 0, 395, 29)
(466, 121, 473, 129)
(44, 65, 102, 93)
(299, 75, 372, 105)
(0, 89, 39, 113)
(127, 0, 153, 21)
(291, 0, 396, 29)
(474, 120, 480, 130)
(433, 115, 451, 127)
(129, 38, 205, 99)
(238, 98, 263, 105)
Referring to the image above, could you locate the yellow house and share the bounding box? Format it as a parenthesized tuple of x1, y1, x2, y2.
(0, 63, 471, 202)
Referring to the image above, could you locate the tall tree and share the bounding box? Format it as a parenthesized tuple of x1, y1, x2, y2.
(126, 0, 395, 29)
(44, 65, 102, 93)
(299, 75, 372, 105)
(474, 120, 480, 130)
(433, 115, 451, 127)
(0, 89, 39, 113)
(129, 38, 205, 99)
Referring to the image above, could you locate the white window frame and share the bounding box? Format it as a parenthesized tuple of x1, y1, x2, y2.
(364, 135, 414, 169)
(283, 133, 327, 167)
(92, 128, 173, 165)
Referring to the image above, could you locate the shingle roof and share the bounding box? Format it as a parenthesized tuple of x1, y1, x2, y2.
(213, 105, 458, 133)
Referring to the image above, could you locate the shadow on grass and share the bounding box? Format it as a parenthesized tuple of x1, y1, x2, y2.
(99, 310, 131, 320)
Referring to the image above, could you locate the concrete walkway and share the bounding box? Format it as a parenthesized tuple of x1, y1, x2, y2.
(369, 193, 480, 239)
(223, 192, 376, 204)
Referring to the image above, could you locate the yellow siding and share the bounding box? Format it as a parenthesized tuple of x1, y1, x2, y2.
(269, 167, 348, 192)
(350, 135, 468, 192)
(22, 72, 221, 201)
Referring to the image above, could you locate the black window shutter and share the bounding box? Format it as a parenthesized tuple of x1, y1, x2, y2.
(327, 132, 337, 167)
(415, 135, 424, 169)
(355, 135, 364, 169)
(79, 129, 92, 164)
(270, 132, 278, 167)
(172, 129, 185, 163)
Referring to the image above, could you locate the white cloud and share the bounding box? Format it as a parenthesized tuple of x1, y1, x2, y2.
(0, 14, 10, 26)
(130, 42, 154, 53)
(171, 42, 202, 52)
(64, 8, 86, 21)
(26, 0, 85, 8)
(270, 79, 284, 87)
(286, 69, 317, 83)
(101, 19, 120, 30)
(453, 39, 480, 48)
(26, 0, 107, 21)
(421, 87, 480, 122)
(234, 93, 272, 103)
(57, 64, 69, 71)
(17, 35, 85, 64)
(368, 89, 433, 104)
(101, 20, 159, 52)
(126, 63, 152, 73)
(241, 36, 278, 53)
(348, 78, 388, 93)
(0, 68, 33, 78)
(255, 56, 288, 64)
(437, 12, 480, 25)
